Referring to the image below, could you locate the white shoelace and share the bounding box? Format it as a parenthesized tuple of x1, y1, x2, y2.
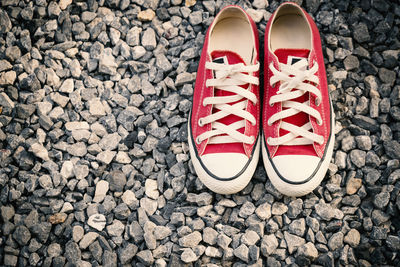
(196, 61, 259, 145)
(267, 59, 324, 146)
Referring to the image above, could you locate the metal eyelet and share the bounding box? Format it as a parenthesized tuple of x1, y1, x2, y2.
(315, 98, 321, 106)
(267, 137, 272, 145)
(198, 118, 204, 127)
(317, 119, 323, 126)
(269, 102, 274, 107)
(196, 137, 201, 144)
(202, 101, 207, 107)
(267, 120, 272, 126)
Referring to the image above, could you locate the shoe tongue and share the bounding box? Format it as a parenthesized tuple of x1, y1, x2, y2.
(274, 48, 310, 65)
(210, 50, 246, 100)
(211, 50, 245, 65)
(273, 48, 317, 157)
(203, 50, 247, 155)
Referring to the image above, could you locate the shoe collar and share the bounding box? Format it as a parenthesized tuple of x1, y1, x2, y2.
(267, 2, 315, 66)
(207, 5, 258, 66)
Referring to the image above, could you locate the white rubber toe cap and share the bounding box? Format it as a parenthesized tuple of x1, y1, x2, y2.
(200, 153, 249, 179)
(272, 155, 321, 183)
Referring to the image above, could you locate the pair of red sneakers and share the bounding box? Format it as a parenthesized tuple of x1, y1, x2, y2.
(188, 2, 335, 197)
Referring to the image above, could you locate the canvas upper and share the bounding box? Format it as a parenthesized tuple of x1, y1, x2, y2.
(188, 5, 260, 193)
(262, 2, 334, 188)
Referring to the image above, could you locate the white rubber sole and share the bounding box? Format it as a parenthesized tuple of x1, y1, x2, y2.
(188, 123, 260, 195)
(262, 110, 335, 197)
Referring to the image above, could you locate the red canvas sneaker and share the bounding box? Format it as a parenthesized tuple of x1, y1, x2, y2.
(262, 2, 335, 196)
(188, 5, 260, 194)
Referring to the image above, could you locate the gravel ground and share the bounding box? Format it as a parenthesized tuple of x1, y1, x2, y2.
(0, 0, 400, 266)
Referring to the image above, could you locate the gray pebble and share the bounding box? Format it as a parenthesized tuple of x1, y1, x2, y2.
(13, 225, 31, 246)
(179, 231, 202, 248)
(284, 231, 306, 254)
(233, 244, 249, 263)
(142, 28, 157, 50)
(108, 170, 126, 192)
(328, 232, 344, 251)
(373, 192, 390, 209)
(64, 241, 81, 263)
(136, 250, 154, 266)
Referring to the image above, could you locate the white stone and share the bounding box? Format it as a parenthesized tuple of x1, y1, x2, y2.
(36, 127, 47, 143)
(96, 150, 116, 164)
(65, 48, 79, 57)
(109, 28, 121, 45)
(91, 122, 107, 137)
(67, 142, 87, 157)
(122, 190, 137, 206)
(47, 50, 65, 59)
(71, 129, 91, 141)
(99, 133, 121, 151)
(141, 28, 156, 50)
(79, 232, 99, 249)
(38, 175, 53, 190)
(88, 98, 106, 117)
(132, 46, 146, 60)
(255, 202, 271, 220)
(36, 102, 53, 116)
(145, 179, 159, 199)
(50, 92, 69, 107)
(46, 68, 60, 87)
(88, 144, 102, 154)
(126, 27, 141, 46)
(252, 0, 268, 9)
(140, 197, 158, 216)
(93, 180, 109, 203)
(0, 70, 16, 85)
(60, 161, 74, 179)
(69, 59, 81, 78)
(0, 59, 12, 72)
(0, 92, 14, 108)
(60, 202, 74, 213)
(138, 9, 156, 21)
(59, 78, 74, 93)
(48, 107, 64, 120)
(74, 164, 89, 179)
(72, 225, 84, 242)
(115, 151, 131, 163)
(246, 8, 264, 23)
(44, 20, 58, 31)
(106, 219, 124, 237)
(88, 133, 100, 144)
(88, 214, 107, 231)
(30, 143, 50, 161)
(99, 48, 117, 75)
(332, 70, 348, 80)
(79, 261, 92, 267)
(59, 0, 72, 10)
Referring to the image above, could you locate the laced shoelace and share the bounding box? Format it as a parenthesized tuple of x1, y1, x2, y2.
(196, 61, 259, 145)
(267, 58, 324, 146)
